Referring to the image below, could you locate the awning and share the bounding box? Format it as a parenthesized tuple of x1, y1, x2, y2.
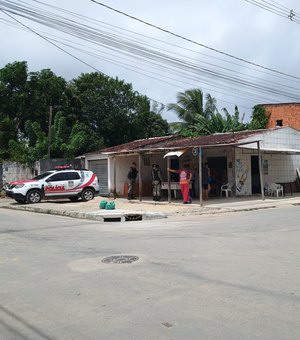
(238, 144, 300, 154)
(163, 150, 187, 158)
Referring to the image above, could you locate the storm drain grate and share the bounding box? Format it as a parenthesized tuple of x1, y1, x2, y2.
(103, 217, 122, 222)
(102, 255, 139, 264)
(125, 214, 143, 221)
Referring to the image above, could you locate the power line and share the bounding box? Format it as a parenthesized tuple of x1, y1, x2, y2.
(0, 5, 166, 109)
(1, 0, 300, 113)
(90, 0, 300, 80)
(244, 0, 300, 24)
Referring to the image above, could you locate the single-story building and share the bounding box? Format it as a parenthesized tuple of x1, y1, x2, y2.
(82, 127, 300, 204)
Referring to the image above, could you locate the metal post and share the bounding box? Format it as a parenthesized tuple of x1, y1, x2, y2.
(113, 157, 117, 199)
(138, 153, 142, 201)
(198, 147, 203, 206)
(257, 141, 265, 200)
(167, 156, 171, 203)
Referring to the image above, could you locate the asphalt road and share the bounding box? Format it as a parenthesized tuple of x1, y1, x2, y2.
(0, 207, 300, 340)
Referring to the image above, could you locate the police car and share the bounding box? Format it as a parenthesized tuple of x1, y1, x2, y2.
(5, 166, 100, 204)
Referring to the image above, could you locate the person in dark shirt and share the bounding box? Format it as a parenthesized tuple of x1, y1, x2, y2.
(151, 164, 163, 201)
(127, 162, 138, 200)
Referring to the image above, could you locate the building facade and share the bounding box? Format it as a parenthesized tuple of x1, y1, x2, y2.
(262, 103, 300, 130)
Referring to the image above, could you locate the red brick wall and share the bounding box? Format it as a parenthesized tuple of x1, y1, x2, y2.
(263, 104, 300, 131)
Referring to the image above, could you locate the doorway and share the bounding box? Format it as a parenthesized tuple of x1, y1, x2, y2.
(251, 156, 261, 194)
(207, 157, 227, 196)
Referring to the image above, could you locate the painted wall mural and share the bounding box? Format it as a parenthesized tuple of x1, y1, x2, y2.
(235, 159, 250, 194)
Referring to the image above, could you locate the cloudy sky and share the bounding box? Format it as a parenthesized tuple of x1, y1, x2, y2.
(1, 0, 300, 122)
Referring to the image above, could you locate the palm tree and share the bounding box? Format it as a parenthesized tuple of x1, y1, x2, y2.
(167, 88, 207, 126)
(204, 93, 217, 117)
(193, 105, 246, 135)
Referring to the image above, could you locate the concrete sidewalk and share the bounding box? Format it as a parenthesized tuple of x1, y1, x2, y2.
(1, 193, 299, 221)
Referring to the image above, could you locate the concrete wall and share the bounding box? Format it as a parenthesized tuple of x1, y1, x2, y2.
(1, 161, 39, 185)
(234, 148, 300, 196)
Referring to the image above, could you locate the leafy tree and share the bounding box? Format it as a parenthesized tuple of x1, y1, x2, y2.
(0, 61, 28, 158)
(71, 72, 168, 146)
(1, 62, 170, 162)
(248, 105, 269, 130)
(192, 106, 246, 135)
(168, 88, 247, 136)
(167, 88, 207, 127)
(132, 102, 169, 139)
(8, 121, 48, 165)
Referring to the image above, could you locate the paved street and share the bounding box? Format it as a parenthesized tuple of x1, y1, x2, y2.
(1, 207, 300, 340)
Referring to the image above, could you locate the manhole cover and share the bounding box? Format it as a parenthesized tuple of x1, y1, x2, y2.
(102, 255, 139, 264)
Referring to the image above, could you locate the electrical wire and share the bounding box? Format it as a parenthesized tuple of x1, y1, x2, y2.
(90, 0, 300, 79)
(244, 0, 300, 24)
(1, 0, 300, 114)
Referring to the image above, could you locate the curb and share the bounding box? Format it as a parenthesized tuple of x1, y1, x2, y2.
(0, 204, 167, 222)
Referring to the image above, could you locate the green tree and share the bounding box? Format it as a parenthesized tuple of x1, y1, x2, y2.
(168, 88, 246, 136)
(248, 105, 269, 130)
(1, 62, 170, 162)
(0, 61, 28, 159)
(192, 106, 246, 135)
(71, 72, 168, 146)
(0, 61, 71, 160)
(132, 103, 169, 139)
(8, 121, 48, 165)
(167, 88, 207, 127)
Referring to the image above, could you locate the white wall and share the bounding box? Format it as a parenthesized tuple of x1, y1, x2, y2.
(2, 161, 39, 185)
(234, 148, 300, 196)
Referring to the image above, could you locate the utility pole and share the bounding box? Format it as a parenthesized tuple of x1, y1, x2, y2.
(47, 105, 52, 159)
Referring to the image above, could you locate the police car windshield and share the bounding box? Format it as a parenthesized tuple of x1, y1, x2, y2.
(33, 171, 54, 180)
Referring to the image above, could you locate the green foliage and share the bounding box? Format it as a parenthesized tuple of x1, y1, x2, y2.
(167, 88, 206, 127)
(71, 72, 168, 146)
(248, 105, 269, 130)
(168, 89, 246, 136)
(193, 106, 246, 135)
(0, 61, 169, 163)
(8, 121, 48, 165)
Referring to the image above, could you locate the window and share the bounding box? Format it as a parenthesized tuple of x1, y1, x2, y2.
(47, 173, 66, 182)
(65, 172, 81, 180)
(276, 119, 283, 127)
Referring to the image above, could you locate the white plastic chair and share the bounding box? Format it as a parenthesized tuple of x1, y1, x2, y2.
(269, 183, 283, 197)
(220, 183, 233, 198)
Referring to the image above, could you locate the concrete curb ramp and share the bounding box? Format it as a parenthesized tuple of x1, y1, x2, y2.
(1, 204, 167, 222)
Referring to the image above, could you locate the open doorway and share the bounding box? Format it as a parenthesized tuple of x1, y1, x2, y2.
(207, 157, 227, 197)
(251, 156, 261, 194)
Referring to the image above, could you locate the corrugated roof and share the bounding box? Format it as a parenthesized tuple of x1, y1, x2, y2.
(101, 135, 179, 154)
(101, 129, 269, 155)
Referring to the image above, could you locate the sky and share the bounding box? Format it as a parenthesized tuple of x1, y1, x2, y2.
(1, 0, 300, 122)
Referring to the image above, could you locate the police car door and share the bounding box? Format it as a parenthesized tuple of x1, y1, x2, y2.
(64, 171, 82, 196)
(44, 172, 68, 197)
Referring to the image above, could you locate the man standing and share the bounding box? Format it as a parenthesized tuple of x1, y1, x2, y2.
(151, 164, 163, 201)
(127, 162, 138, 200)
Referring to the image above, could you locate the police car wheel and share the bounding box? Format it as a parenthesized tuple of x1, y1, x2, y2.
(81, 188, 94, 201)
(26, 190, 42, 204)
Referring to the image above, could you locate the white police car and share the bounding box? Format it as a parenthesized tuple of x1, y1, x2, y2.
(5, 166, 100, 204)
